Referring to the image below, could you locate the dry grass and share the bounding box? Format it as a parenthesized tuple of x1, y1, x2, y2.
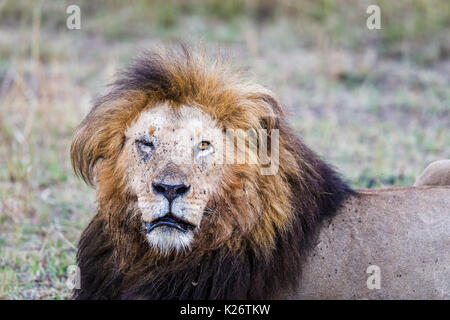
(0, 0, 449, 299)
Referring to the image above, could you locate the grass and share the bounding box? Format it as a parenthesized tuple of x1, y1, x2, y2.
(0, 0, 449, 299)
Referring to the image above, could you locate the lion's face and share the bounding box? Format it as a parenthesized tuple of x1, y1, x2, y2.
(123, 104, 224, 252)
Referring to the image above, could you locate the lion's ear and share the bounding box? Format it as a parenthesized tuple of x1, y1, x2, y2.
(254, 91, 283, 134)
(70, 91, 148, 186)
(70, 117, 111, 186)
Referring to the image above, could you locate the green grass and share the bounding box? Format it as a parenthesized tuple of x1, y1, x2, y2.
(0, 0, 449, 299)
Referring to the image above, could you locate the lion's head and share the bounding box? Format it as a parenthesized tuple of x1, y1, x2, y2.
(71, 46, 352, 299)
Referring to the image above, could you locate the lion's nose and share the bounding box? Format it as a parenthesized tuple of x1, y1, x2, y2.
(152, 182, 191, 201)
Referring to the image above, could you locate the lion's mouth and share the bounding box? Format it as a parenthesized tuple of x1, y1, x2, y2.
(145, 214, 195, 233)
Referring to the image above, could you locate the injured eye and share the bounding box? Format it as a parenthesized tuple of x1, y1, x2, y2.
(136, 139, 155, 157)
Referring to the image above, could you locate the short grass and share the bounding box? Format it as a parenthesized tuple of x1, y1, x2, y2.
(0, 1, 449, 299)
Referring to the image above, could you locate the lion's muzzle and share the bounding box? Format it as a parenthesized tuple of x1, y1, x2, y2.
(145, 214, 196, 233)
(151, 182, 191, 201)
(144, 182, 196, 233)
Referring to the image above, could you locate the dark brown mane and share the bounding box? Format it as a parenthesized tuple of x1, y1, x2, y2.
(71, 46, 353, 300)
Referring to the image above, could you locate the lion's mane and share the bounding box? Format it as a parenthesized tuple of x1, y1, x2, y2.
(70, 46, 353, 299)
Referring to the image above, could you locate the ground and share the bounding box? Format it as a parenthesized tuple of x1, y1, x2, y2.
(0, 0, 449, 299)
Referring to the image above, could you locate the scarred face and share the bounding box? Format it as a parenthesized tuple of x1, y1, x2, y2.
(124, 104, 224, 253)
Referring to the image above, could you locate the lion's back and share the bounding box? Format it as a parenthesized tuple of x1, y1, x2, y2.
(292, 187, 450, 299)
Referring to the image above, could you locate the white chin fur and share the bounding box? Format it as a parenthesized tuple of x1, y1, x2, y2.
(146, 227, 193, 254)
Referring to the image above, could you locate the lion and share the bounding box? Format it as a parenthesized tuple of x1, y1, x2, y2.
(414, 160, 450, 187)
(70, 47, 450, 300)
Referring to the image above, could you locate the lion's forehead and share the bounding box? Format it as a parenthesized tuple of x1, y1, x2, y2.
(126, 104, 222, 143)
(125, 103, 225, 171)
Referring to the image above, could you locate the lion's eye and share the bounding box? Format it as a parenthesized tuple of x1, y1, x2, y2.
(136, 139, 154, 155)
(198, 140, 211, 151)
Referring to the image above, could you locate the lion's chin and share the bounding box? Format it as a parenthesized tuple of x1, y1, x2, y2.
(146, 226, 194, 253)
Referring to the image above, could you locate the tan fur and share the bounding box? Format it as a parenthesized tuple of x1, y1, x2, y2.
(414, 160, 450, 187)
(293, 187, 450, 299)
(147, 126, 156, 135)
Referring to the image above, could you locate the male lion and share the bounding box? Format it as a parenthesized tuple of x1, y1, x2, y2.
(71, 47, 450, 299)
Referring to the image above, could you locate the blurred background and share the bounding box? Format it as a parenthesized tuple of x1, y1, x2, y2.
(0, 0, 449, 299)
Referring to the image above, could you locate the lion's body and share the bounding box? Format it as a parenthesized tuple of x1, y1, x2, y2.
(293, 187, 450, 299)
(414, 160, 450, 187)
(71, 47, 450, 300)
